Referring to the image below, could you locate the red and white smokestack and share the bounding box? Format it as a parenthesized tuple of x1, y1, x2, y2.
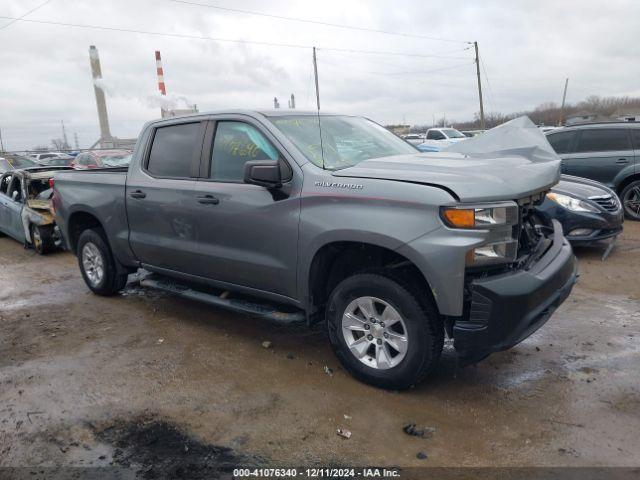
(155, 51, 166, 96)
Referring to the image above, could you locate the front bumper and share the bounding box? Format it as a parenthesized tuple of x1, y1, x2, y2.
(454, 220, 578, 362)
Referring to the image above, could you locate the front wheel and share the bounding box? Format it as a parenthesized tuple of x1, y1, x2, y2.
(621, 180, 640, 220)
(326, 273, 443, 390)
(77, 228, 128, 296)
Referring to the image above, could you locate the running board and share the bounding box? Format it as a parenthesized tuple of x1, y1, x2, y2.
(139, 275, 305, 324)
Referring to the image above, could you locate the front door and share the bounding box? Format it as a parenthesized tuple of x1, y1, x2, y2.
(191, 118, 301, 299)
(560, 128, 633, 187)
(126, 120, 206, 273)
(0, 174, 26, 242)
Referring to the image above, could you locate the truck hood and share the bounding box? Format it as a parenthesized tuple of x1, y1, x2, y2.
(333, 152, 560, 202)
(333, 116, 561, 203)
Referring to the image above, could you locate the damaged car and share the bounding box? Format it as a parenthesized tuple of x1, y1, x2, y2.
(53, 113, 577, 390)
(0, 167, 69, 254)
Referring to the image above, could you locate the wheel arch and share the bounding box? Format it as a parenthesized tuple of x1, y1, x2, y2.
(67, 210, 104, 254)
(304, 240, 439, 322)
(617, 173, 640, 195)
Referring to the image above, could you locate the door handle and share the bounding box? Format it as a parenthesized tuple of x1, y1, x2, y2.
(197, 194, 220, 205)
(130, 190, 146, 199)
(616, 158, 629, 164)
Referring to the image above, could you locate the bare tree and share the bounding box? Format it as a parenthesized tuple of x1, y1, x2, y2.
(51, 138, 70, 151)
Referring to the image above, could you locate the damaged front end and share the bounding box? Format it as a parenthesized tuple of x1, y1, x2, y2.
(454, 196, 578, 363)
(21, 171, 62, 250)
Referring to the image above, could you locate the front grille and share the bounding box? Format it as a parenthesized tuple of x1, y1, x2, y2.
(590, 195, 619, 212)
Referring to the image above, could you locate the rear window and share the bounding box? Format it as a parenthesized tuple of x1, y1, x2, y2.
(575, 128, 630, 153)
(546, 130, 577, 154)
(147, 122, 201, 178)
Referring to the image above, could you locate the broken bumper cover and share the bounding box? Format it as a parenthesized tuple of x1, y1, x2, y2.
(454, 220, 578, 362)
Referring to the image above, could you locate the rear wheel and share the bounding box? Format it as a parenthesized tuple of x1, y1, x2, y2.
(621, 180, 640, 221)
(77, 228, 128, 296)
(326, 273, 443, 390)
(30, 224, 54, 255)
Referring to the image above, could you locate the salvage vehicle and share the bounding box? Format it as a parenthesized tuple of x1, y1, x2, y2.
(538, 175, 623, 246)
(53, 111, 577, 389)
(545, 122, 640, 220)
(0, 153, 39, 173)
(0, 167, 69, 254)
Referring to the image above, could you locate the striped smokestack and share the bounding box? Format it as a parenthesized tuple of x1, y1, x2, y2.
(155, 50, 166, 96)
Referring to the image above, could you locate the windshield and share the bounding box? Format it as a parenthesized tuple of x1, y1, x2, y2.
(442, 128, 466, 139)
(268, 115, 417, 170)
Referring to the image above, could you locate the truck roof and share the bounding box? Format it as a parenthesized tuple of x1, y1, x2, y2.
(144, 109, 351, 128)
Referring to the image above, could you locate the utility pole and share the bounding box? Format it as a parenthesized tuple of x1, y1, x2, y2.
(313, 47, 321, 111)
(558, 78, 569, 126)
(474, 41, 485, 130)
(74, 132, 80, 150)
(0, 126, 5, 152)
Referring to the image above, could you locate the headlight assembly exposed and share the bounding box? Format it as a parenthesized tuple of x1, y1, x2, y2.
(546, 192, 598, 213)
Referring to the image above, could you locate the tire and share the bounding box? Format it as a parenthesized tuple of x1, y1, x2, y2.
(620, 180, 640, 221)
(77, 228, 128, 296)
(30, 224, 54, 255)
(326, 273, 443, 390)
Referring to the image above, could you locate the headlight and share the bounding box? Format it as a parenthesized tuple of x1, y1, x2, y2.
(466, 240, 518, 266)
(546, 192, 598, 213)
(440, 204, 518, 229)
(441, 202, 519, 266)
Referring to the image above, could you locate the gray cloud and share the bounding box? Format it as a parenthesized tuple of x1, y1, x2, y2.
(1, 0, 639, 149)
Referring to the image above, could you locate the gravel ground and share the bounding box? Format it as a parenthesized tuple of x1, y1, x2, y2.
(0, 223, 639, 475)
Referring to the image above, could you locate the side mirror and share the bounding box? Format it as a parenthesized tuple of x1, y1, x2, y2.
(244, 160, 282, 188)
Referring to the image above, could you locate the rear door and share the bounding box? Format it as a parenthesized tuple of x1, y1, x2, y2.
(560, 127, 633, 187)
(126, 120, 206, 274)
(190, 117, 301, 299)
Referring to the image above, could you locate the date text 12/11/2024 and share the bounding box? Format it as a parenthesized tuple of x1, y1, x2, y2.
(232, 468, 402, 478)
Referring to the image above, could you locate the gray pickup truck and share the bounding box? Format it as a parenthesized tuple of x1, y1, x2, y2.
(53, 111, 577, 389)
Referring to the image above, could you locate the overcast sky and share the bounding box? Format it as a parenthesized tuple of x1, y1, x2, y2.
(1, 0, 639, 150)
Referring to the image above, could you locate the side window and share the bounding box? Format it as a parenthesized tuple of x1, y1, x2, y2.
(427, 130, 444, 140)
(631, 129, 640, 150)
(9, 176, 22, 202)
(547, 130, 577, 154)
(147, 122, 201, 178)
(575, 129, 630, 153)
(0, 175, 11, 195)
(210, 121, 279, 182)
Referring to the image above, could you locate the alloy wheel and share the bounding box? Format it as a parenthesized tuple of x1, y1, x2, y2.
(341, 296, 409, 370)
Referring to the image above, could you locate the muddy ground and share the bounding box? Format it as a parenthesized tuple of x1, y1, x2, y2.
(1, 223, 639, 476)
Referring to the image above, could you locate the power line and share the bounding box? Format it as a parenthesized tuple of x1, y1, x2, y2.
(170, 0, 471, 44)
(0, 0, 54, 31)
(0, 16, 471, 59)
(480, 57, 496, 113)
(365, 61, 474, 76)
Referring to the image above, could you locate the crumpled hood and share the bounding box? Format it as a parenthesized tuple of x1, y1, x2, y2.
(333, 152, 560, 202)
(333, 116, 561, 203)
